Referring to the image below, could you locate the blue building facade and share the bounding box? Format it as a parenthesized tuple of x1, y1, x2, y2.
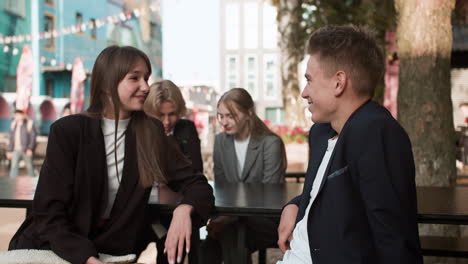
(0, 0, 162, 134)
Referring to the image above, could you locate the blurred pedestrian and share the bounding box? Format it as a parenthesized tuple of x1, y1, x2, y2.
(62, 103, 72, 117)
(7, 109, 36, 177)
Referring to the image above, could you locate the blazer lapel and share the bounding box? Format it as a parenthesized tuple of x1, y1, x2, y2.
(223, 135, 239, 182)
(241, 137, 260, 181)
(317, 129, 339, 194)
(108, 122, 141, 221)
(303, 128, 333, 196)
(83, 118, 108, 218)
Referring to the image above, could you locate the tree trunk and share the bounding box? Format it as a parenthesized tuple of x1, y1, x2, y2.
(396, 2, 459, 263)
(277, 0, 309, 128)
(396, 0, 457, 187)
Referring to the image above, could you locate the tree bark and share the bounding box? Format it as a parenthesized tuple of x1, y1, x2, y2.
(396, 2, 459, 263)
(396, 0, 457, 187)
(277, 0, 309, 128)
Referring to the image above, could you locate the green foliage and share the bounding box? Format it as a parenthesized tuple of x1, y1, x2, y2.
(301, 0, 396, 44)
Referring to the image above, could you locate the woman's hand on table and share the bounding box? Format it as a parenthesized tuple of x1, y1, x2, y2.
(165, 204, 193, 264)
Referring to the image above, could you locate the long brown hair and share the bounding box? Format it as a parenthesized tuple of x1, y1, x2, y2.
(217, 88, 287, 172)
(144, 79, 187, 118)
(87, 45, 166, 187)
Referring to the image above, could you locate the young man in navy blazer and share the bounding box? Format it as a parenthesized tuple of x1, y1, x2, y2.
(276, 25, 423, 264)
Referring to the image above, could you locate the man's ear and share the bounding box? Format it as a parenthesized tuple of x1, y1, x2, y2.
(334, 71, 347, 96)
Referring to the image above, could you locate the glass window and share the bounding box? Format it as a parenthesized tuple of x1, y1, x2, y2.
(150, 22, 159, 39)
(244, 2, 258, 49)
(264, 54, 277, 97)
(263, 2, 277, 49)
(45, 79, 54, 97)
(90, 19, 96, 39)
(226, 56, 239, 90)
(3, 76, 16, 93)
(229, 57, 237, 71)
(4, 0, 25, 17)
(44, 14, 55, 49)
(76, 12, 83, 34)
(265, 108, 284, 125)
(244, 55, 257, 97)
(225, 3, 240, 50)
(45, 0, 55, 7)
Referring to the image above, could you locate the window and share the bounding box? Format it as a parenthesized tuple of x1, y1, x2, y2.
(225, 3, 240, 50)
(264, 54, 278, 98)
(76, 12, 83, 34)
(266, 107, 284, 125)
(263, 2, 277, 49)
(45, 0, 55, 7)
(244, 55, 257, 98)
(3, 76, 16, 93)
(90, 19, 96, 39)
(150, 22, 159, 40)
(4, 0, 25, 17)
(44, 14, 55, 49)
(45, 79, 54, 97)
(226, 56, 239, 90)
(244, 2, 258, 49)
(106, 23, 120, 46)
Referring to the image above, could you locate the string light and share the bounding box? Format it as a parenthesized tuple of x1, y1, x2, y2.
(0, 3, 162, 46)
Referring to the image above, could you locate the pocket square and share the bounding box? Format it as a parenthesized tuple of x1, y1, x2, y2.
(327, 166, 349, 180)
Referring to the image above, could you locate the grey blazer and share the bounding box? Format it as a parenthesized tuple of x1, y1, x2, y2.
(213, 133, 285, 183)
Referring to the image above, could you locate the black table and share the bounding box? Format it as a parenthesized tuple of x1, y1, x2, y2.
(3, 177, 468, 260)
(157, 181, 304, 217)
(2, 177, 468, 224)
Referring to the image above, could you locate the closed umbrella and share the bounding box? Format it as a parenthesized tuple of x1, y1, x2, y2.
(16, 45, 33, 111)
(70, 57, 86, 114)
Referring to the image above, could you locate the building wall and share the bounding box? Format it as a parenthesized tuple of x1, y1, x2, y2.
(0, 0, 163, 134)
(0, 0, 32, 93)
(220, 0, 283, 123)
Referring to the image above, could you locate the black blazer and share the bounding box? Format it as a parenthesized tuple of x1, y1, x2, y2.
(9, 114, 214, 264)
(288, 101, 422, 264)
(173, 119, 203, 173)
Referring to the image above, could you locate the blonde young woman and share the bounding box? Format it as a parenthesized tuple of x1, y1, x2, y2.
(9, 46, 214, 264)
(144, 80, 203, 173)
(143, 80, 204, 264)
(200, 88, 287, 264)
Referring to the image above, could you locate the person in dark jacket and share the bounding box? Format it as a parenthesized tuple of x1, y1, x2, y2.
(7, 109, 36, 177)
(144, 79, 203, 173)
(276, 25, 422, 264)
(143, 79, 204, 264)
(8, 46, 214, 264)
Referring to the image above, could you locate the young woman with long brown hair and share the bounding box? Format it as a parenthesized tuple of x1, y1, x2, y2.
(8, 46, 214, 264)
(200, 87, 287, 264)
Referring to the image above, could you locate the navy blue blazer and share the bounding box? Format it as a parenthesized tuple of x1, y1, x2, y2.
(288, 101, 422, 264)
(173, 119, 203, 173)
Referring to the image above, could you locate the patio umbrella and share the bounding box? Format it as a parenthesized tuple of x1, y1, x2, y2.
(70, 57, 86, 114)
(16, 45, 33, 112)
